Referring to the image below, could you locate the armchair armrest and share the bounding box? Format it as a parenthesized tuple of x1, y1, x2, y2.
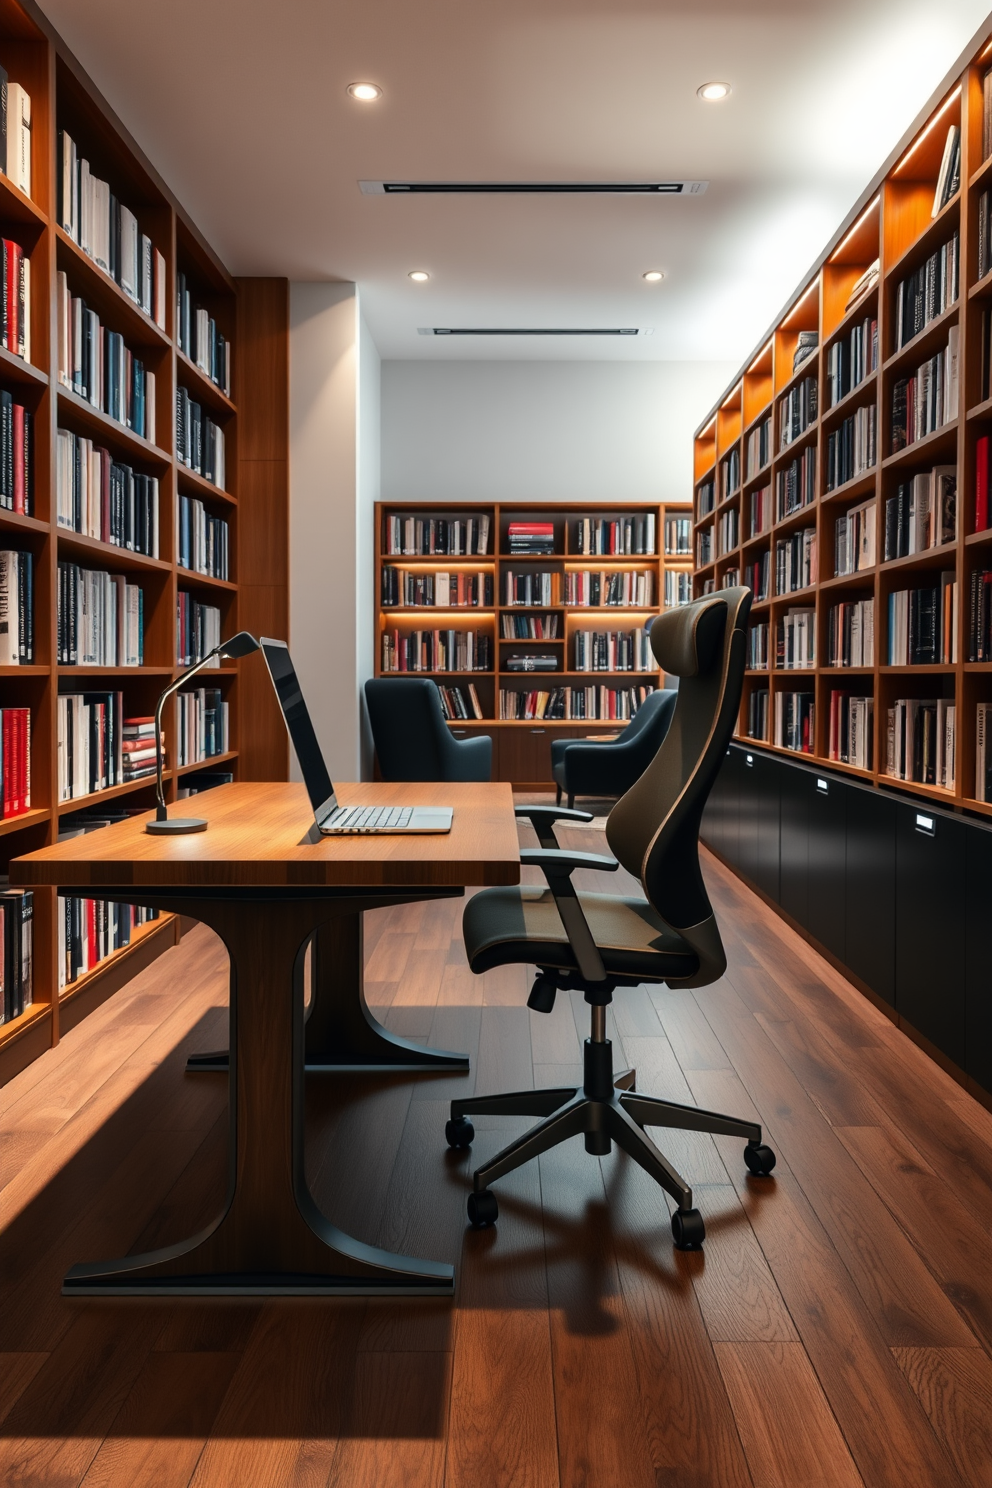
(519, 847, 618, 983)
(514, 803, 594, 849)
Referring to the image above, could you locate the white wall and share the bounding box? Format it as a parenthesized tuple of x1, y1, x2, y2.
(289, 283, 381, 783)
(381, 360, 736, 506)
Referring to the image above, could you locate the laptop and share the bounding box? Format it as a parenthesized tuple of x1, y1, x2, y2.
(260, 638, 453, 835)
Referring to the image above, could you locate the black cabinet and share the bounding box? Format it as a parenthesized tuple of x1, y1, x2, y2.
(806, 771, 847, 962)
(737, 749, 760, 884)
(778, 759, 809, 928)
(845, 785, 896, 1006)
(965, 822, 992, 1091)
(895, 802, 966, 1070)
(753, 749, 781, 902)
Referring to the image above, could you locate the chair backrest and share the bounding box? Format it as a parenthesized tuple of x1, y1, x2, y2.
(617, 688, 678, 770)
(605, 588, 751, 985)
(364, 678, 450, 781)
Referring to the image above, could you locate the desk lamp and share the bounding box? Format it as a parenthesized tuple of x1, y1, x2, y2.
(146, 630, 260, 835)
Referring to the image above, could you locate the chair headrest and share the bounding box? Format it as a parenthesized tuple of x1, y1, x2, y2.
(649, 596, 729, 677)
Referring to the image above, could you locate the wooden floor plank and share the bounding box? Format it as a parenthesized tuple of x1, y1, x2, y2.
(0, 1351, 48, 1427)
(892, 1346, 992, 1488)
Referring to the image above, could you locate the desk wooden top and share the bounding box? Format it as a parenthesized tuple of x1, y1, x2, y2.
(10, 782, 521, 890)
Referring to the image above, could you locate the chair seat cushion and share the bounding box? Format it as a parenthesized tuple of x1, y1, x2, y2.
(463, 886, 699, 981)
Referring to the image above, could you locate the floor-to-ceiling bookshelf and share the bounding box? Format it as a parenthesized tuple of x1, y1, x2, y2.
(0, 0, 287, 1085)
(692, 27, 992, 820)
(374, 500, 692, 787)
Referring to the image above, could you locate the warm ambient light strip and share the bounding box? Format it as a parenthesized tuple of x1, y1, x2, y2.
(783, 278, 819, 327)
(893, 86, 961, 177)
(747, 338, 774, 375)
(720, 379, 744, 411)
(829, 195, 881, 263)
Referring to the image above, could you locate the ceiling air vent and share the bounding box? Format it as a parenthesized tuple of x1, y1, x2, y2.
(417, 327, 642, 336)
(360, 180, 707, 196)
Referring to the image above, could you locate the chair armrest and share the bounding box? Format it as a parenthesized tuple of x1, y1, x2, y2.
(514, 803, 593, 848)
(519, 848, 618, 983)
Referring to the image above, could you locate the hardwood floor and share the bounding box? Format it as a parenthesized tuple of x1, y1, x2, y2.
(2, 816, 991, 1487)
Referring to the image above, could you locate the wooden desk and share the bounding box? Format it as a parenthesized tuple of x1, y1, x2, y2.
(11, 781, 520, 1298)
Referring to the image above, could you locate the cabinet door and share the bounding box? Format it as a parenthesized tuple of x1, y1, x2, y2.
(737, 749, 759, 883)
(778, 759, 809, 929)
(965, 820, 992, 1094)
(895, 803, 966, 1069)
(702, 748, 731, 855)
(753, 750, 781, 903)
(845, 784, 896, 1006)
(498, 725, 555, 785)
(806, 771, 846, 961)
(448, 725, 499, 779)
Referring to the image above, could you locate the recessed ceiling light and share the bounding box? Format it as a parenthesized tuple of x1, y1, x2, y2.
(348, 82, 382, 101)
(642, 270, 665, 282)
(697, 81, 731, 101)
(408, 270, 430, 282)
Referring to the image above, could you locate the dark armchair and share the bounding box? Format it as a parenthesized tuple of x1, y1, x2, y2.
(364, 678, 492, 781)
(551, 686, 677, 808)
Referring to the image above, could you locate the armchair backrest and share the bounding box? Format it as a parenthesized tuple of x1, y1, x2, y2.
(364, 677, 451, 781)
(605, 589, 751, 984)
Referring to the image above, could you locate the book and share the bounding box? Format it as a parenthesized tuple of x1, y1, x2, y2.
(0, 886, 33, 1023)
(4, 82, 30, 196)
(176, 592, 221, 666)
(844, 260, 879, 313)
(176, 495, 229, 578)
(0, 708, 31, 817)
(0, 549, 33, 663)
(57, 563, 144, 667)
(932, 125, 961, 218)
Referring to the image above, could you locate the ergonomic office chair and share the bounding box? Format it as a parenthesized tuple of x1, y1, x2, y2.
(551, 686, 677, 808)
(364, 677, 492, 781)
(444, 588, 775, 1249)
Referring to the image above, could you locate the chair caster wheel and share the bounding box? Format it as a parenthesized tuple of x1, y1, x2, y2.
(672, 1207, 705, 1250)
(445, 1116, 475, 1149)
(744, 1142, 776, 1177)
(467, 1189, 498, 1228)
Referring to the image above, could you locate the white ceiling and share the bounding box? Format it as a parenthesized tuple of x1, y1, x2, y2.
(39, 0, 992, 361)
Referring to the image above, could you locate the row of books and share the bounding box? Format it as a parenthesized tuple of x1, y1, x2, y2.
(176, 593, 221, 667)
(57, 564, 144, 667)
(976, 191, 992, 283)
(825, 405, 875, 492)
(381, 628, 492, 673)
(697, 478, 715, 517)
(0, 391, 32, 513)
(777, 446, 816, 518)
(826, 315, 877, 408)
(0, 885, 32, 1025)
(57, 691, 125, 800)
(721, 448, 741, 500)
(503, 570, 559, 607)
(746, 415, 772, 479)
(381, 568, 493, 608)
(58, 897, 159, 992)
(57, 130, 167, 327)
(665, 514, 691, 555)
(384, 514, 491, 556)
(778, 608, 815, 670)
(436, 683, 484, 720)
(0, 237, 29, 361)
(508, 521, 554, 554)
(775, 528, 817, 595)
(664, 570, 692, 607)
(177, 276, 231, 395)
(747, 688, 768, 741)
(931, 126, 961, 218)
(573, 515, 657, 555)
(968, 568, 992, 661)
(780, 375, 817, 451)
(721, 569, 740, 590)
(0, 550, 33, 663)
(176, 389, 226, 489)
(827, 598, 874, 668)
(56, 278, 156, 440)
(56, 431, 160, 556)
(0, 707, 30, 816)
(696, 529, 712, 566)
(828, 693, 873, 770)
(748, 621, 769, 669)
(887, 698, 955, 788)
(744, 551, 770, 602)
(834, 498, 875, 576)
(501, 612, 558, 638)
(884, 469, 955, 560)
(176, 687, 230, 766)
(498, 685, 656, 721)
(749, 485, 772, 537)
(893, 232, 958, 351)
(717, 507, 738, 557)
(0, 71, 32, 195)
(976, 702, 992, 801)
(176, 496, 229, 580)
(890, 329, 959, 452)
(775, 692, 814, 753)
(887, 577, 957, 665)
(563, 571, 655, 607)
(572, 629, 654, 672)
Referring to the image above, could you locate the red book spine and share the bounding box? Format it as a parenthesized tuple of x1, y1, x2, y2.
(11, 706, 21, 814)
(1, 711, 9, 817)
(19, 707, 28, 813)
(6, 242, 19, 357)
(977, 435, 989, 532)
(11, 403, 24, 513)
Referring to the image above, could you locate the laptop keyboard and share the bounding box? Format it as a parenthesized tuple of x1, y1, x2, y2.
(329, 806, 414, 831)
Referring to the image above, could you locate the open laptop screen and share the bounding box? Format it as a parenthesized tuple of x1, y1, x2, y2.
(260, 638, 336, 815)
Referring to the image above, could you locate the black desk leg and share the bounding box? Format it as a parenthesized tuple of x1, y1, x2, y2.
(64, 895, 454, 1296)
(186, 896, 470, 1075)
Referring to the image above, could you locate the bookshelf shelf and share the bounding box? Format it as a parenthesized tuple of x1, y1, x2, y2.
(0, 341, 47, 387)
(965, 394, 992, 420)
(55, 226, 170, 350)
(881, 302, 960, 375)
(176, 750, 238, 776)
(821, 469, 877, 506)
(0, 169, 48, 228)
(0, 808, 51, 838)
(56, 385, 170, 465)
(881, 420, 959, 469)
(176, 349, 236, 417)
(176, 567, 237, 592)
(55, 775, 170, 814)
(56, 529, 171, 574)
(0, 1000, 51, 1051)
(176, 466, 236, 505)
(822, 371, 879, 427)
(57, 913, 175, 1006)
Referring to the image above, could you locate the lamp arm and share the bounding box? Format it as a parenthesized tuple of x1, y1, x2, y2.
(153, 646, 222, 820)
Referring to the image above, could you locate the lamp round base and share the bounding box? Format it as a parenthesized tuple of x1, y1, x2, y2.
(145, 817, 208, 835)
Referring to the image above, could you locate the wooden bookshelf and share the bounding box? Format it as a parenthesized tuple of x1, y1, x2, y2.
(692, 22, 992, 821)
(374, 500, 692, 788)
(0, 1, 288, 1085)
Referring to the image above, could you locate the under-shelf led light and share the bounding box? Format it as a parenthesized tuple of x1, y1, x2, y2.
(697, 81, 731, 102)
(893, 86, 961, 177)
(348, 82, 382, 101)
(747, 337, 774, 374)
(830, 196, 881, 263)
